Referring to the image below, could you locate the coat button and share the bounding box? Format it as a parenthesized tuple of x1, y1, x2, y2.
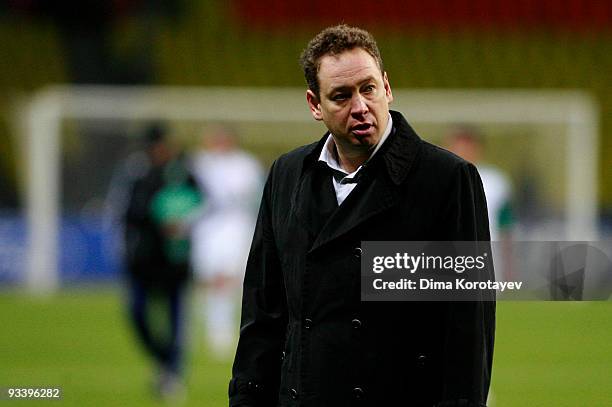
(352, 387, 364, 399)
(246, 381, 260, 392)
(416, 354, 427, 366)
(304, 318, 313, 329)
(353, 247, 362, 258)
(351, 318, 362, 329)
(290, 388, 298, 400)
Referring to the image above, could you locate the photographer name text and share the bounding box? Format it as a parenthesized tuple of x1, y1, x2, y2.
(372, 278, 522, 292)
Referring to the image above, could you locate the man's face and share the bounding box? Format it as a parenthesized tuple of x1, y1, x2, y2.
(306, 47, 393, 154)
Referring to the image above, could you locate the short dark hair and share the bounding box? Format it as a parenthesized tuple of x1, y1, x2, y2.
(144, 122, 167, 146)
(299, 24, 384, 97)
(448, 124, 485, 146)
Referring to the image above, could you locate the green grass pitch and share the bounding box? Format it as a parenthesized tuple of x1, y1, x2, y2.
(0, 288, 610, 406)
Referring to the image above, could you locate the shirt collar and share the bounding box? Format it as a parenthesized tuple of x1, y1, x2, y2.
(318, 113, 393, 176)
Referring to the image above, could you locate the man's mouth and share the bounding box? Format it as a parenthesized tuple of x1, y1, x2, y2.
(351, 123, 373, 137)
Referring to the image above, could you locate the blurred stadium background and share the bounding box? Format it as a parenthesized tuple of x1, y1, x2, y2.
(0, 1, 610, 406)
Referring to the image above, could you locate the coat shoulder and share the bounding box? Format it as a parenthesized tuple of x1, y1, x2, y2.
(260, 141, 321, 208)
(419, 139, 472, 174)
(269, 141, 320, 181)
(407, 139, 482, 200)
(277, 141, 319, 167)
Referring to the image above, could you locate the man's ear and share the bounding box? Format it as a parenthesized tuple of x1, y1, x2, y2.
(306, 90, 323, 121)
(383, 72, 393, 104)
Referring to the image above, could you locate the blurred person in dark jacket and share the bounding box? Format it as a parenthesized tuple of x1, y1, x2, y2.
(229, 25, 494, 407)
(122, 124, 202, 399)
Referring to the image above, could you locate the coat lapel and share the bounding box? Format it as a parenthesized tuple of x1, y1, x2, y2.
(290, 135, 340, 242)
(291, 162, 339, 240)
(309, 169, 400, 252)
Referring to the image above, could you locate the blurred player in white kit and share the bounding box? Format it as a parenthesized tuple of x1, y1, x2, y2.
(444, 126, 514, 240)
(190, 125, 263, 357)
(445, 126, 515, 285)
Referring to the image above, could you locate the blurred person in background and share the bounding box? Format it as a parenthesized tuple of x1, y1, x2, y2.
(444, 126, 514, 242)
(190, 125, 263, 358)
(229, 25, 494, 407)
(118, 124, 203, 399)
(444, 125, 515, 283)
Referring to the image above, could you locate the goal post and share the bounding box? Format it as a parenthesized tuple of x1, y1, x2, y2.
(19, 86, 600, 294)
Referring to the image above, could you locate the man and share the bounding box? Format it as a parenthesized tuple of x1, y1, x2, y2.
(121, 125, 201, 399)
(229, 25, 494, 407)
(444, 126, 515, 285)
(444, 126, 514, 242)
(190, 125, 263, 357)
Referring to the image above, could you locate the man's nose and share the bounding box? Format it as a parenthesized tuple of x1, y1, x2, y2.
(350, 94, 368, 116)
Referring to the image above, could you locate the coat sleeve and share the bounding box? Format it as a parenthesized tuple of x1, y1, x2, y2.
(229, 161, 288, 407)
(436, 162, 496, 407)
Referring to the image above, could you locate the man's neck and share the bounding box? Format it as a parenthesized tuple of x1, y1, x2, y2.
(334, 143, 371, 173)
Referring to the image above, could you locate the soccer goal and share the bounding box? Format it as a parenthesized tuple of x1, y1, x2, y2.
(18, 86, 599, 293)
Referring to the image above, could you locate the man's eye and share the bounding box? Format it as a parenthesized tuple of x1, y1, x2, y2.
(363, 85, 375, 93)
(333, 94, 349, 101)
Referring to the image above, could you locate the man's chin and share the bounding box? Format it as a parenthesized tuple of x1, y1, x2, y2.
(352, 132, 379, 147)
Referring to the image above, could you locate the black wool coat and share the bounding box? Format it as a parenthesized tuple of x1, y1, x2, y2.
(229, 110, 495, 407)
